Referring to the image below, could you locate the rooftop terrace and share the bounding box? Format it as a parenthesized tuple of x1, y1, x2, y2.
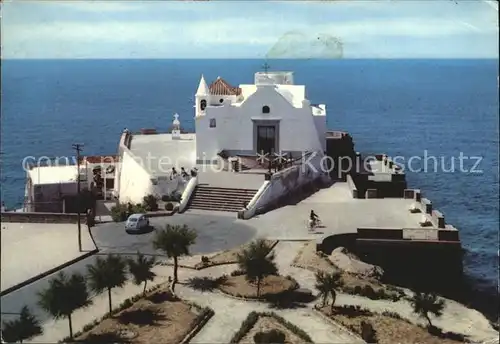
(129, 133, 197, 176)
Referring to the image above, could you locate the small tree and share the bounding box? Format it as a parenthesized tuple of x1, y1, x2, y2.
(410, 291, 445, 327)
(153, 224, 197, 289)
(237, 239, 278, 297)
(314, 270, 343, 312)
(128, 252, 157, 295)
(87, 254, 128, 313)
(1, 306, 42, 343)
(254, 329, 286, 343)
(37, 272, 91, 340)
(143, 194, 158, 211)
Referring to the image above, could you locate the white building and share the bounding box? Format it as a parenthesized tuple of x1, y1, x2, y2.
(194, 71, 327, 163)
(24, 156, 119, 213)
(114, 70, 328, 206)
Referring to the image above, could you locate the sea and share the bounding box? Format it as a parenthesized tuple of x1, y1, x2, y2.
(1, 59, 498, 313)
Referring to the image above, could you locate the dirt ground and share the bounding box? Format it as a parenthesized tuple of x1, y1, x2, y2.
(292, 241, 394, 294)
(319, 307, 463, 344)
(195, 240, 278, 269)
(291, 240, 337, 273)
(75, 289, 199, 343)
(237, 316, 309, 344)
(219, 275, 297, 298)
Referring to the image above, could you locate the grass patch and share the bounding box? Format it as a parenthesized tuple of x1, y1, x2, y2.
(230, 311, 313, 343)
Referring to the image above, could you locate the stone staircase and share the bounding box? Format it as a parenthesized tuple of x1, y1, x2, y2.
(187, 186, 258, 212)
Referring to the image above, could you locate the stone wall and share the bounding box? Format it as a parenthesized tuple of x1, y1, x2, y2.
(1, 212, 85, 224)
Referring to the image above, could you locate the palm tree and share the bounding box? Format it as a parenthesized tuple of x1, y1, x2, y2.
(314, 270, 343, 312)
(87, 254, 128, 313)
(237, 239, 278, 297)
(152, 224, 197, 288)
(1, 306, 42, 343)
(127, 252, 157, 295)
(410, 291, 445, 327)
(37, 272, 91, 340)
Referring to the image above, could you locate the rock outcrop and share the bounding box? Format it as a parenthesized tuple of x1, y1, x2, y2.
(329, 247, 384, 279)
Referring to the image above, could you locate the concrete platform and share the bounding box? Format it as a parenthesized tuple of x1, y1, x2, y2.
(0, 223, 96, 293)
(243, 182, 423, 240)
(129, 133, 197, 176)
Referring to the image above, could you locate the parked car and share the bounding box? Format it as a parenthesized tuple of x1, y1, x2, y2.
(125, 213, 149, 233)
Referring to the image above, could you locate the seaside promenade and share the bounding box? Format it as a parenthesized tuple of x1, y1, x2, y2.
(0, 183, 497, 343)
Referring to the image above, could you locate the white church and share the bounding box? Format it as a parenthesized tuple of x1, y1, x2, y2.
(194, 71, 327, 163)
(112, 69, 329, 211)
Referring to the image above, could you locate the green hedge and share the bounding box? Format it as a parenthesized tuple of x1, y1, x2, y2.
(229, 311, 313, 343)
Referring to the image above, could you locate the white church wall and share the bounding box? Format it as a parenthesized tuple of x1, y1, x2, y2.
(118, 150, 153, 204)
(195, 114, 223, 161)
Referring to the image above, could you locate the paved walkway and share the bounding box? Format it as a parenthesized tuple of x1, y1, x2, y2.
(175, 277, 361, 344)
(15, 240, 498, 344)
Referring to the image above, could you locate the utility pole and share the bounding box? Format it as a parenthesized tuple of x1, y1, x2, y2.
(72, 143, 84, 252)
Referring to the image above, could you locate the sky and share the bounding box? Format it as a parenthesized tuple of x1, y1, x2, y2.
(1, 0, 498, 59)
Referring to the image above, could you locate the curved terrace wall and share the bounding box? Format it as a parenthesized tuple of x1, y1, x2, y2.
(241, 151, 330, 218)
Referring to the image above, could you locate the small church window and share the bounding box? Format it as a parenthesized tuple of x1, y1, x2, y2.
(219, 98, 224, 103)
(262, 105, 270, 114)
(200, 99, 207, 111)
(209, 118, 216, 128)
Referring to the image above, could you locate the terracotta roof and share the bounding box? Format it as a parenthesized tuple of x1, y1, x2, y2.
(209, 77, 242, 96)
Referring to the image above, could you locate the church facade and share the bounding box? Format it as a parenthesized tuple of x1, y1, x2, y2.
(194, 71, 327, 163)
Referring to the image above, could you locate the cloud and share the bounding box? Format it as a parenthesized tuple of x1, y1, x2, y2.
(53, 1, 142, 12)
(2, 0, 498, 59)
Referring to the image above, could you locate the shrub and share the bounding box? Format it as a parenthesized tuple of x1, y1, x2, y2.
(361, 285, 377, 299)
(231, 269, 246, 277)
(253, 329, 285, 344)
(381, 311, 403, 320)
(161, 194, 170, 202)
(201, 256, 209, 264)
(230, 311, 259, 343)
(334, 305, 372, 317)
(360, 321, 378, 343)
(170, 191, 182, 202)
(110, 204, 128, 222)
(353, 285, 363, 295)
(427, 325, 466, 341)
(143, 194, 158, 211)
(165, 202, 174, 211)
(132, 203, 146, 213)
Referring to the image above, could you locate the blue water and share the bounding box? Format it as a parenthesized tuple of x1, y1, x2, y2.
(1, 59, 498, 292)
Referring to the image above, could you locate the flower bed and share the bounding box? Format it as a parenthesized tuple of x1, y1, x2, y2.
(218, 274, 298, 299)
(68, 285, 211, 344)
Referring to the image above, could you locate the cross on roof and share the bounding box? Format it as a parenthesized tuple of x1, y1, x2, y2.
(262, 62, 270, 73)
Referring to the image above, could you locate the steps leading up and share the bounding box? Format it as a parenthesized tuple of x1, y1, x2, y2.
(187, 186, 258, 212)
